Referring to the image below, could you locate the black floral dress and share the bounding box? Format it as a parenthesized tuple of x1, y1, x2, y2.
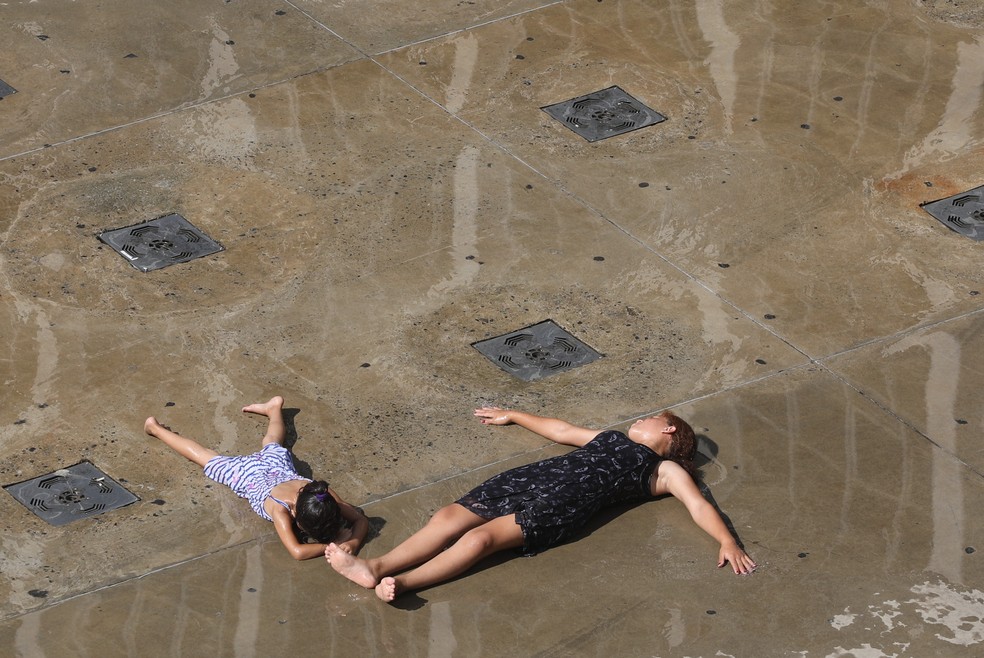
(456, 430, 664, 555)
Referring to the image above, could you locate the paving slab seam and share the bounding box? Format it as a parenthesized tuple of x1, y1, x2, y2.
(0, 67, 355, 163)
(0, 535, 263, 623)
(800, 304, 984, 478)
(811, 304, 984, 365)
(812, 360, 984, 481)
(278, 0, 359, 52)
(284, 0, 565, 59)
(373, 2, 566, 58)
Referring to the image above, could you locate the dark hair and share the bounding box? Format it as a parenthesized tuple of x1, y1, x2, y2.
(663, 412, 698, 481)
(294, 480, 343, 543)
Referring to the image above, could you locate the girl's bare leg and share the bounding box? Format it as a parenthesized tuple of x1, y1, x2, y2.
(144, 417, 219, 468)
(327, 504, 489, 588)
(242, 396, 285, 446)
(377, 514, 524, 602)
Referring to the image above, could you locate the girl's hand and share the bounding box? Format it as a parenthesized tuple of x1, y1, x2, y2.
(474, 407, 513, 425)
(718, 543, 757, 575)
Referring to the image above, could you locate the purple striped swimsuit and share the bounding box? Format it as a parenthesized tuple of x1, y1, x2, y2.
(203, 443, 310, 521)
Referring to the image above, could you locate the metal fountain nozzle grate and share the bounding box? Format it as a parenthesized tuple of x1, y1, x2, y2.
(542, 86, 666, 142)
(921, 185, 984, 240)
(472, 319, 603, 381)
(99, 213, 224, 272)
(4, 461, 139, 526)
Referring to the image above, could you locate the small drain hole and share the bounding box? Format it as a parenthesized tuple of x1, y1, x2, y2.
(57, 489, 86, 504)
(148, 239, 175, 251)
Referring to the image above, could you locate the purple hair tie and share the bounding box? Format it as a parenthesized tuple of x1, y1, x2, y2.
(314, 493, 328, 502)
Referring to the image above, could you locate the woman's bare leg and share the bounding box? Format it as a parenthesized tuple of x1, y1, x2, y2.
(327, 503, 489, 588)
(377, 514, 524, 601)
(144, 417, 219, 468)
(242, 396, 285, 446)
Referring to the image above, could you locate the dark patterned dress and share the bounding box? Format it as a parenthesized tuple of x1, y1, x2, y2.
(456, 430, 664, 555)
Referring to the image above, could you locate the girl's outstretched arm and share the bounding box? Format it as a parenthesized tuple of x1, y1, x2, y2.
(270, 506, 332, 560)
(332, 491, 369, 555)
(661, 462, 757, 575)
(474, 407, 598, 447)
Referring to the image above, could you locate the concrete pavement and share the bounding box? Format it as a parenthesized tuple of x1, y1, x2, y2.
(2, 0, 983, 655)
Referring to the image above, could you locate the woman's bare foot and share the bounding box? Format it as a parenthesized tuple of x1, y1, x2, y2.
(326, 543, 378, 588)
(242, 396, 284, 417)
(375, 577, 399, 602)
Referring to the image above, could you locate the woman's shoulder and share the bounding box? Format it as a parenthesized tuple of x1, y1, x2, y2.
(651, 459, 697, 496)
(592, 429, 629, 442)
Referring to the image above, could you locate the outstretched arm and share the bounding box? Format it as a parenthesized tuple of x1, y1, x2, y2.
(270, 506, 332, 560)
(474, 407, 599, 447)
(332, 492, 369, 555)
(269, 494, 368, 560)
(661, 462, 757, 575)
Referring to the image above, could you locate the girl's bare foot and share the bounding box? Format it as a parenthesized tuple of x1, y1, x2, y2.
(242, 396, 284, 417)
(144, 416, 164, 436)
(326, 543, 378, 588)
(375, 577, 399, 602)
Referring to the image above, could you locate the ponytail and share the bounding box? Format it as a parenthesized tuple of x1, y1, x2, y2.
(294, 480, 343, 543)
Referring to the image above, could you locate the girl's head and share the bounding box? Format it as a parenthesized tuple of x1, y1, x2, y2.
(294, 481, 344, 543)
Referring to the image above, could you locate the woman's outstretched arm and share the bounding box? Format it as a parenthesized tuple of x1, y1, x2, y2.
(661, 461, 757, 574)
(474, 407, 599, 447)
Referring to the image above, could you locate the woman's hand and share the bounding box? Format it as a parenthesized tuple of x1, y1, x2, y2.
(475, 408, 598, 446)
(474, 407, 513, 425)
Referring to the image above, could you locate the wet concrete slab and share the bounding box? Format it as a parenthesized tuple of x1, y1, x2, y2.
(0, 0, 364, 158)
(2, 0, 983, 655)
(826, 311, 984, 473)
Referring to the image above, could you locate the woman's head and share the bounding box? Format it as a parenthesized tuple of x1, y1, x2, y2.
(662, 412, 698, 480)
(294, 480, 343, 543)
(631, 411, 698, 480)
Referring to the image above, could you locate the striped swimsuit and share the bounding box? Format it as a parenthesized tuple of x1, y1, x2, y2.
(203, 443, 310, 521)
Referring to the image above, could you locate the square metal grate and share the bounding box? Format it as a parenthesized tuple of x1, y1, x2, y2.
(921, 185, 984, 240)
(541, 86, 666, 142)
(4, 461, 139, 526)
(472, 319, 603, 381)
(98, 213, 224, 272)
(0, 78, 16, 99)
